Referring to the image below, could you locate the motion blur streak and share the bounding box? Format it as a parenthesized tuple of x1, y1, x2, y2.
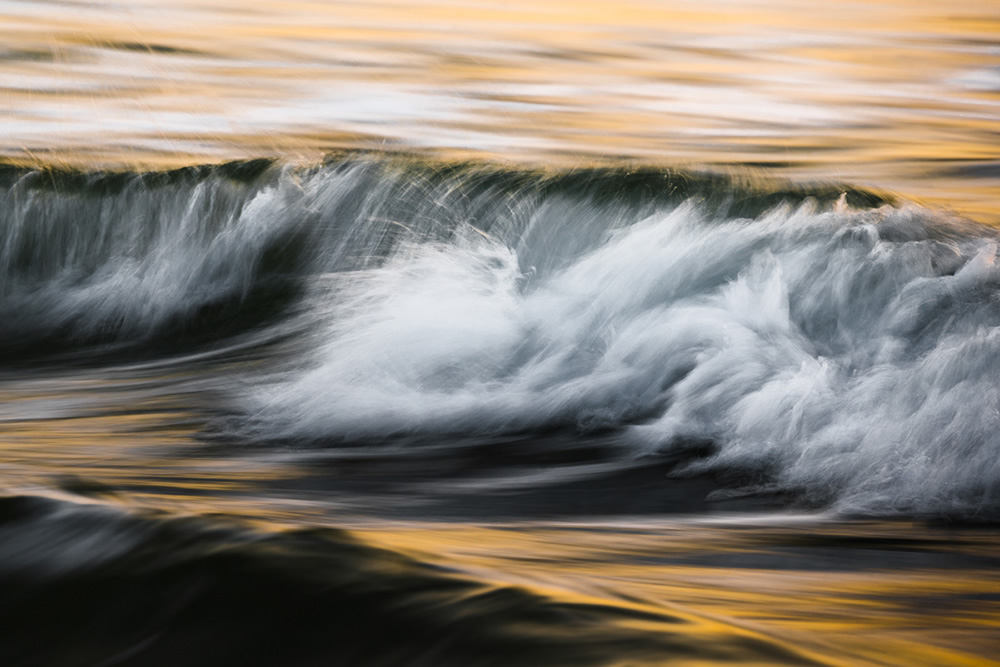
(2, 0, 1000, 664)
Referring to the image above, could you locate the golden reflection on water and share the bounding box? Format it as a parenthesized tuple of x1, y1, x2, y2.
(0, 372, 291, 497)
(360, 521, 1000, 666)
(2, 369, 999, 665)
(1, 0, 998, 219)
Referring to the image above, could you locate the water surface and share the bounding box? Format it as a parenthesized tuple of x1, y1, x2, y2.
(1, 0, 998, 218)
(2, 2, 1000, 665)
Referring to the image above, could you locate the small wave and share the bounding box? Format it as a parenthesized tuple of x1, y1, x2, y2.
(0, 494, 814, 666)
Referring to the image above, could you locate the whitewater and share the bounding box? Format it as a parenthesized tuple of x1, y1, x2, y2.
(2, 155, 997, 518)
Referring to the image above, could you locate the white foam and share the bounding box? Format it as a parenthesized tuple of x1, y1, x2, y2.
(250, 200, 1000, 515)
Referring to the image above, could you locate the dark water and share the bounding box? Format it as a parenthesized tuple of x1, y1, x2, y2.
(0, 494, 834, 667)
(2, 155, 1000, 664)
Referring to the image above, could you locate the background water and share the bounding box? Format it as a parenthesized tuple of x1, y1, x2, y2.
(2, 2, 1000, 665)
(1, 0, 998, 220)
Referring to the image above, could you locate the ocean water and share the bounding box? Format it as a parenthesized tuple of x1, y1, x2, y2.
(1, 1, 1000, 665)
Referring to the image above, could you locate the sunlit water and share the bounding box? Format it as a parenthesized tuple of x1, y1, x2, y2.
(2, 2, 1000, 665)
(2, 0, 998, 219)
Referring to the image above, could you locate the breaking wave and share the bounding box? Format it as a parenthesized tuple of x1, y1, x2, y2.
(4, 154, 999, 517)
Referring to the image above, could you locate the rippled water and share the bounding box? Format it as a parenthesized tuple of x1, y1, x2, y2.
(3, 2, 1000, 665)
(2, 0, 998, 219)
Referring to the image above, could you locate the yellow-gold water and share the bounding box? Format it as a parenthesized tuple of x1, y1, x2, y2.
(3, 369, 999, 665)
(1, 0, 998, 219)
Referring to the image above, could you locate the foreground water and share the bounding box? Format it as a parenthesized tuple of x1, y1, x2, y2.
(3, 0, 1000, 664)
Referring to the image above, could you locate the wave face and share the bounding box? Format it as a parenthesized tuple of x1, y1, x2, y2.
(4, 155, 999, 517)
(0, 161, 295, 351)
(0, 159, 879, 351)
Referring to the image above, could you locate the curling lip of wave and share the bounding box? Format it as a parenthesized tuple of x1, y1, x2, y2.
(0, 155, 887, 353)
